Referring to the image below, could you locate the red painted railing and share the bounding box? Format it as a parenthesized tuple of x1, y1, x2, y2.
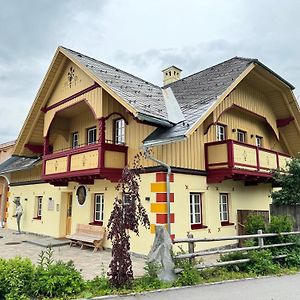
(42, 142, 128, 184)
(204, 139, 290, 183)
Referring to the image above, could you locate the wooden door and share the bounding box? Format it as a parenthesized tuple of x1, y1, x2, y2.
(237, 209, 269, 246)
(66, 194, 73, 235)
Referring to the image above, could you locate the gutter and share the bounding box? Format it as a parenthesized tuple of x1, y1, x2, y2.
(143, 146, 172, 235)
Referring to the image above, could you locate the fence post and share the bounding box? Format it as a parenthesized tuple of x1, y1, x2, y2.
(187, 232, 195, 264)
(257, 229, 264, 248)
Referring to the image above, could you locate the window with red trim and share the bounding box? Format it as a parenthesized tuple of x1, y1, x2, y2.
(93, 193, 104, 225)
(219, 193, 234, 226)
(34, 196, 42, 219)
(190, 193, 206, 229)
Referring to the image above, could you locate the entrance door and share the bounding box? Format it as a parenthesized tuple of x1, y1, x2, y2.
(237, 209, 269, 246)
(66, 193, 73, 235)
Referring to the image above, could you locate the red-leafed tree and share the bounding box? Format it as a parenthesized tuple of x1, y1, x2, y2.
(107, 152, 150, 288)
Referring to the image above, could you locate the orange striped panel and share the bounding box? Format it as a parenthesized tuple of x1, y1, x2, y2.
(156, 193, 174, 203)
(156, 213, 175, 224)
(156, 172, 174, 182)
(151, 182, 167, 193)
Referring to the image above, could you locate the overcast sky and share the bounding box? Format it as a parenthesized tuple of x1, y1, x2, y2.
(1, 0, 300, 144)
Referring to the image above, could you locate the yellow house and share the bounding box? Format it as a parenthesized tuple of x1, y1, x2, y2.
(1, 47, 300, 254)
(0, 140, 15, 227)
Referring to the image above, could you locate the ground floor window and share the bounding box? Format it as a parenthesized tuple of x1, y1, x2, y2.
(94, 194, 104, 225)
(35, 196, 43, 219)
(190, 193, 206, 229)
(219, 193, 229, 224)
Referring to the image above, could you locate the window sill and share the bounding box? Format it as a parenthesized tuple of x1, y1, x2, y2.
(191, 224, 208, 230)
(221, 221, 234, 226)
(33, 217, 42, 220)
(89, 221, 103, 226)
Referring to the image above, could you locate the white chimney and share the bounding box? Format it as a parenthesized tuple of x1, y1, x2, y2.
(162, 65, 182, 86)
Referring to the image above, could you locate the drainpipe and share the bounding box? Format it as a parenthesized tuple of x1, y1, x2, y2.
(144, 147, 171, 235)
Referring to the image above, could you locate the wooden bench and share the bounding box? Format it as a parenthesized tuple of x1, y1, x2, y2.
(66, 224, 106, 252)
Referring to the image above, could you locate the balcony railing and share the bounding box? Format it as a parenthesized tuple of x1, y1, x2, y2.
(205, 139, 291, 183)
(42, 141, 128, 185)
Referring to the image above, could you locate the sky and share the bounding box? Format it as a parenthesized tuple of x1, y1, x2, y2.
(1, 0, 300, 143)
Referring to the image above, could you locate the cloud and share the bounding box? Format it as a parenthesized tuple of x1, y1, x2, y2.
(1, 0, 300, 144)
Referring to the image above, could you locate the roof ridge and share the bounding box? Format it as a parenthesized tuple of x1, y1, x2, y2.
(163, 56, 256, 88)
(61, 46, 162, 89)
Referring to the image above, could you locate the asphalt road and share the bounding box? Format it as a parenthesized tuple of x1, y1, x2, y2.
(93, 273, 300, 300)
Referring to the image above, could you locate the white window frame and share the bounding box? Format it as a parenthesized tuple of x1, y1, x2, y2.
(190, 193, 202, 225)
(94, 194, 104, 223)
(216, 124, 226, 141)
(255, 136, 263, 147)
(114, 119, 125, 145)
(87, 127, 97, 145)
(219, 193, 229, 222)
(37, 196, 43, 218)
(237, 130, 246, 143)
(72, 132, 79, 148)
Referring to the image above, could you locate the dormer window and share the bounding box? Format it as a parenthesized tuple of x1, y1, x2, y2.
(114, 119, 125, 145)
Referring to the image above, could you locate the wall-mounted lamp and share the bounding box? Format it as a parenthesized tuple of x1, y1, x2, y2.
(145, 197, 150, 202)
(232, 129, 236, 132)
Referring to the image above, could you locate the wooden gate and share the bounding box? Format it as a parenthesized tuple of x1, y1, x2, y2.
(237, 209, 269, 246)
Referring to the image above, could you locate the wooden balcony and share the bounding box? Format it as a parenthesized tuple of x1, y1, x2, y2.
(205, 140, 291, 184)
(42, 141, 128, 186)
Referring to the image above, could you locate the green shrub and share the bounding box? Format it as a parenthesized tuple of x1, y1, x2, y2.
(245, 214, 266, 235)
(84, 275, 112, 297)
(32, 260, 84, 298)
(0, 257, 35, 299)
(246, 250, 279, 275)
(267, 215, 295, 244)
(219, 251, 248, 272)
(175, 263, 202, 286)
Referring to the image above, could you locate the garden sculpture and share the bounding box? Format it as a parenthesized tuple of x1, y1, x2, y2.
(12, 198, 23, 234)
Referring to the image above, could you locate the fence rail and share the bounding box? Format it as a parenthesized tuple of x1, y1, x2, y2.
(173, 230, 300, 273)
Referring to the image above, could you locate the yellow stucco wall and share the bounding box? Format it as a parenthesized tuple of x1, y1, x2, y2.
(7, 173, 272, 255)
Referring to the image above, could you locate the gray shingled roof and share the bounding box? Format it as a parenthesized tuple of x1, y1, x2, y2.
(0, 156, 40, 175)
(63, 47, 170, 124)
(61, 48, 294, 145)
(143, 57, 256, 144)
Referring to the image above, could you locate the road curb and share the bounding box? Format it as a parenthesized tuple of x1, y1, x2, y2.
(82, 272, 299, 299)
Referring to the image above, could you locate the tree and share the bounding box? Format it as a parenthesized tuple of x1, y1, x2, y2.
(107, 152, 150, 288)
(272, 157, 300, 205)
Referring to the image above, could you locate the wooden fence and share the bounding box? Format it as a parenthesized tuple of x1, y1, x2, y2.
(173, 230, 300, 273)
(270, 204, 300, 231)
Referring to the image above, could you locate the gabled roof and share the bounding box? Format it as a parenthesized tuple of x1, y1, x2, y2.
(144, 57, 256, 145)
(13, 46, 298, 156)
(61, 47, 172, 125)
(144, 56, 297, 145)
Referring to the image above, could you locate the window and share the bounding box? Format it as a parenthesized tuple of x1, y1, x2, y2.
(87, 127, 97, 145)
(123, 193, 132, 206)
(219, 193, 229, 223)
(237, 130, 246, 143)
(36, 196, 43, 219)
(114, 119, 125, 145)
(94, 194, 104, 225)
(72, 132, 79, 148)
(216, 124, 226, 141)
(190, 193, 206, 229)
(256, 136, 263, 147)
